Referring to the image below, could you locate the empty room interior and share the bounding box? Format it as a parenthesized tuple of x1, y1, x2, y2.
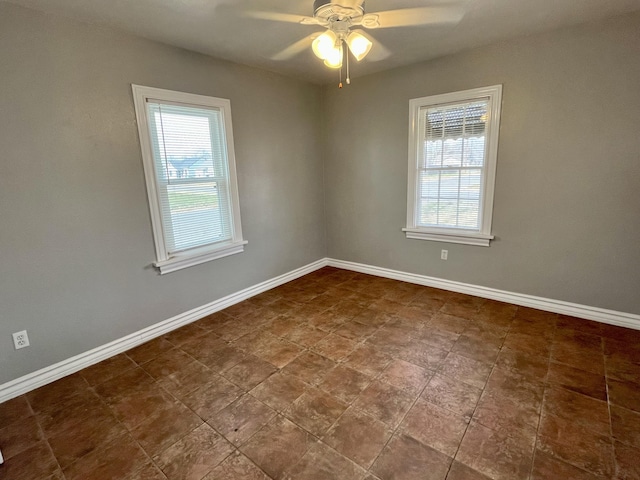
(1, 0, 640, 479)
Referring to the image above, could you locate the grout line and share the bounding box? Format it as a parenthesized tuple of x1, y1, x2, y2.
(225, 288, 424, 477)
(316, 322, 396, 476)
(526, 320, 555, 480)
(88, 340, 222, 478)
(602, 336, 618, 478)
(359, 299, 472, 477)
(441, 306, 516, 479)
(32, 406, 67, 479)
(237, 448, 276, 480)
(173, 287, 381, 477)
(11, 270, 628, 480)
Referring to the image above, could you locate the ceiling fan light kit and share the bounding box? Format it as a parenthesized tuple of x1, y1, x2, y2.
(323, 42, 344, 68)
(312, 30, 338, 62)
(346, 31, 373, 61)
(311, 28, 371, 68)
(250, 0, 465, 86)
(309, 1, 373, 85)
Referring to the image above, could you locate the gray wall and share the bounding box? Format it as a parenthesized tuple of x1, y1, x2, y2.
(0, 3, 326, 384)
(323, 13, 640, 315)
(2, 3, 639, 386)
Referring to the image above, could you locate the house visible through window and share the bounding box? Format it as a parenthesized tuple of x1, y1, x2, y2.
(132, 85, 246, 274)
(404, 85, 502, 246)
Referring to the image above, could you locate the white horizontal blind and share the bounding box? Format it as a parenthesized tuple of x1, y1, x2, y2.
(417, 100, 488, 231)
(146, 101, 233, 254)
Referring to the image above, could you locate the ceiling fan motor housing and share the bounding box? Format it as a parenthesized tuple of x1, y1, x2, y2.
(313, 1, 365, 22)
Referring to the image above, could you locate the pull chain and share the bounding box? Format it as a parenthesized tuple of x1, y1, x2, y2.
(346, 47, 351, 85)
(338, 40, 353, 89)
(338, 41, 344, 88)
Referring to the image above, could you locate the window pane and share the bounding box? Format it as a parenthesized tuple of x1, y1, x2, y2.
(464, 102, 487, 135)
(166, 183, 224, 251)
(458, 200, 480, 229)
(463, 136, 485, 167)
(460, 169, 481, 200)
(415, 97, 491, 232)
(438, 200, 459, 227)
(147, 102, 232, 254)
(419, 170, 441, 198)
(442, 137, 463, 168)
(419, 198, 438, 225)
(424, 139, 443, 168)
(149, 104, 227, 182)
(439, 170, 460, 199)
(443, 107, 464, 138)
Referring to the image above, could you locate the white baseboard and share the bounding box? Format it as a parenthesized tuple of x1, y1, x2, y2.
(3, 256, 638, 403)
(327, 258, 640, 331)
(0, 258, 328, 403)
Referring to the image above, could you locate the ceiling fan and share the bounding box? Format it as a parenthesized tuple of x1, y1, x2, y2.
(246, 1, 465, 84)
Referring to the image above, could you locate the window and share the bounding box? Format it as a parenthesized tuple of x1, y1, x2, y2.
(404, 85, 502, 246)
(132, 85, 246, 274)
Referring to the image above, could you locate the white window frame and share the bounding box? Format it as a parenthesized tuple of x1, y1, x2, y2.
(403, 85, 502, 247)
(132, 85, 246, 274)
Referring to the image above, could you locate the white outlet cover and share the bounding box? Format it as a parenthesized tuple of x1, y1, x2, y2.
(12, 330, 30, 349)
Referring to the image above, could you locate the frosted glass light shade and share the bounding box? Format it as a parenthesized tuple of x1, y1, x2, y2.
(312, 30, 338, 60)
(346, 31, 372, 61)
(323, 43, 343, 68)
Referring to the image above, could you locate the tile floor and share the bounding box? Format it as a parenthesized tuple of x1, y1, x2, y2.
(1, 267, 640, 479)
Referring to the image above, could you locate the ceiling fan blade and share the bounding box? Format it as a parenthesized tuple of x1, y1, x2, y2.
(271, 33, 319, 61)
(361, 6, 465, 29)
(341, 0, 365, 8)
(244, 11, 320, 26)
(351, 29, 390, 62)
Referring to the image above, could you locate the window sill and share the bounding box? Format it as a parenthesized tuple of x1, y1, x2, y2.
(402, 228, 494, 247)
(153, 240, 248, 274)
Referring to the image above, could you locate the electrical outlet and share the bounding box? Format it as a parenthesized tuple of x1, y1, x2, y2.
(12, 330, 30, 350)
(441, 249, 448, 260)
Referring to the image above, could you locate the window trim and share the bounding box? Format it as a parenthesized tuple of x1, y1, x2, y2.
(132, 85, 246, 274)
(404, 85, 502, 247)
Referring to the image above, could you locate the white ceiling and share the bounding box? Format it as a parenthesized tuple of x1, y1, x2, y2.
(5, 0, 640, 83)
